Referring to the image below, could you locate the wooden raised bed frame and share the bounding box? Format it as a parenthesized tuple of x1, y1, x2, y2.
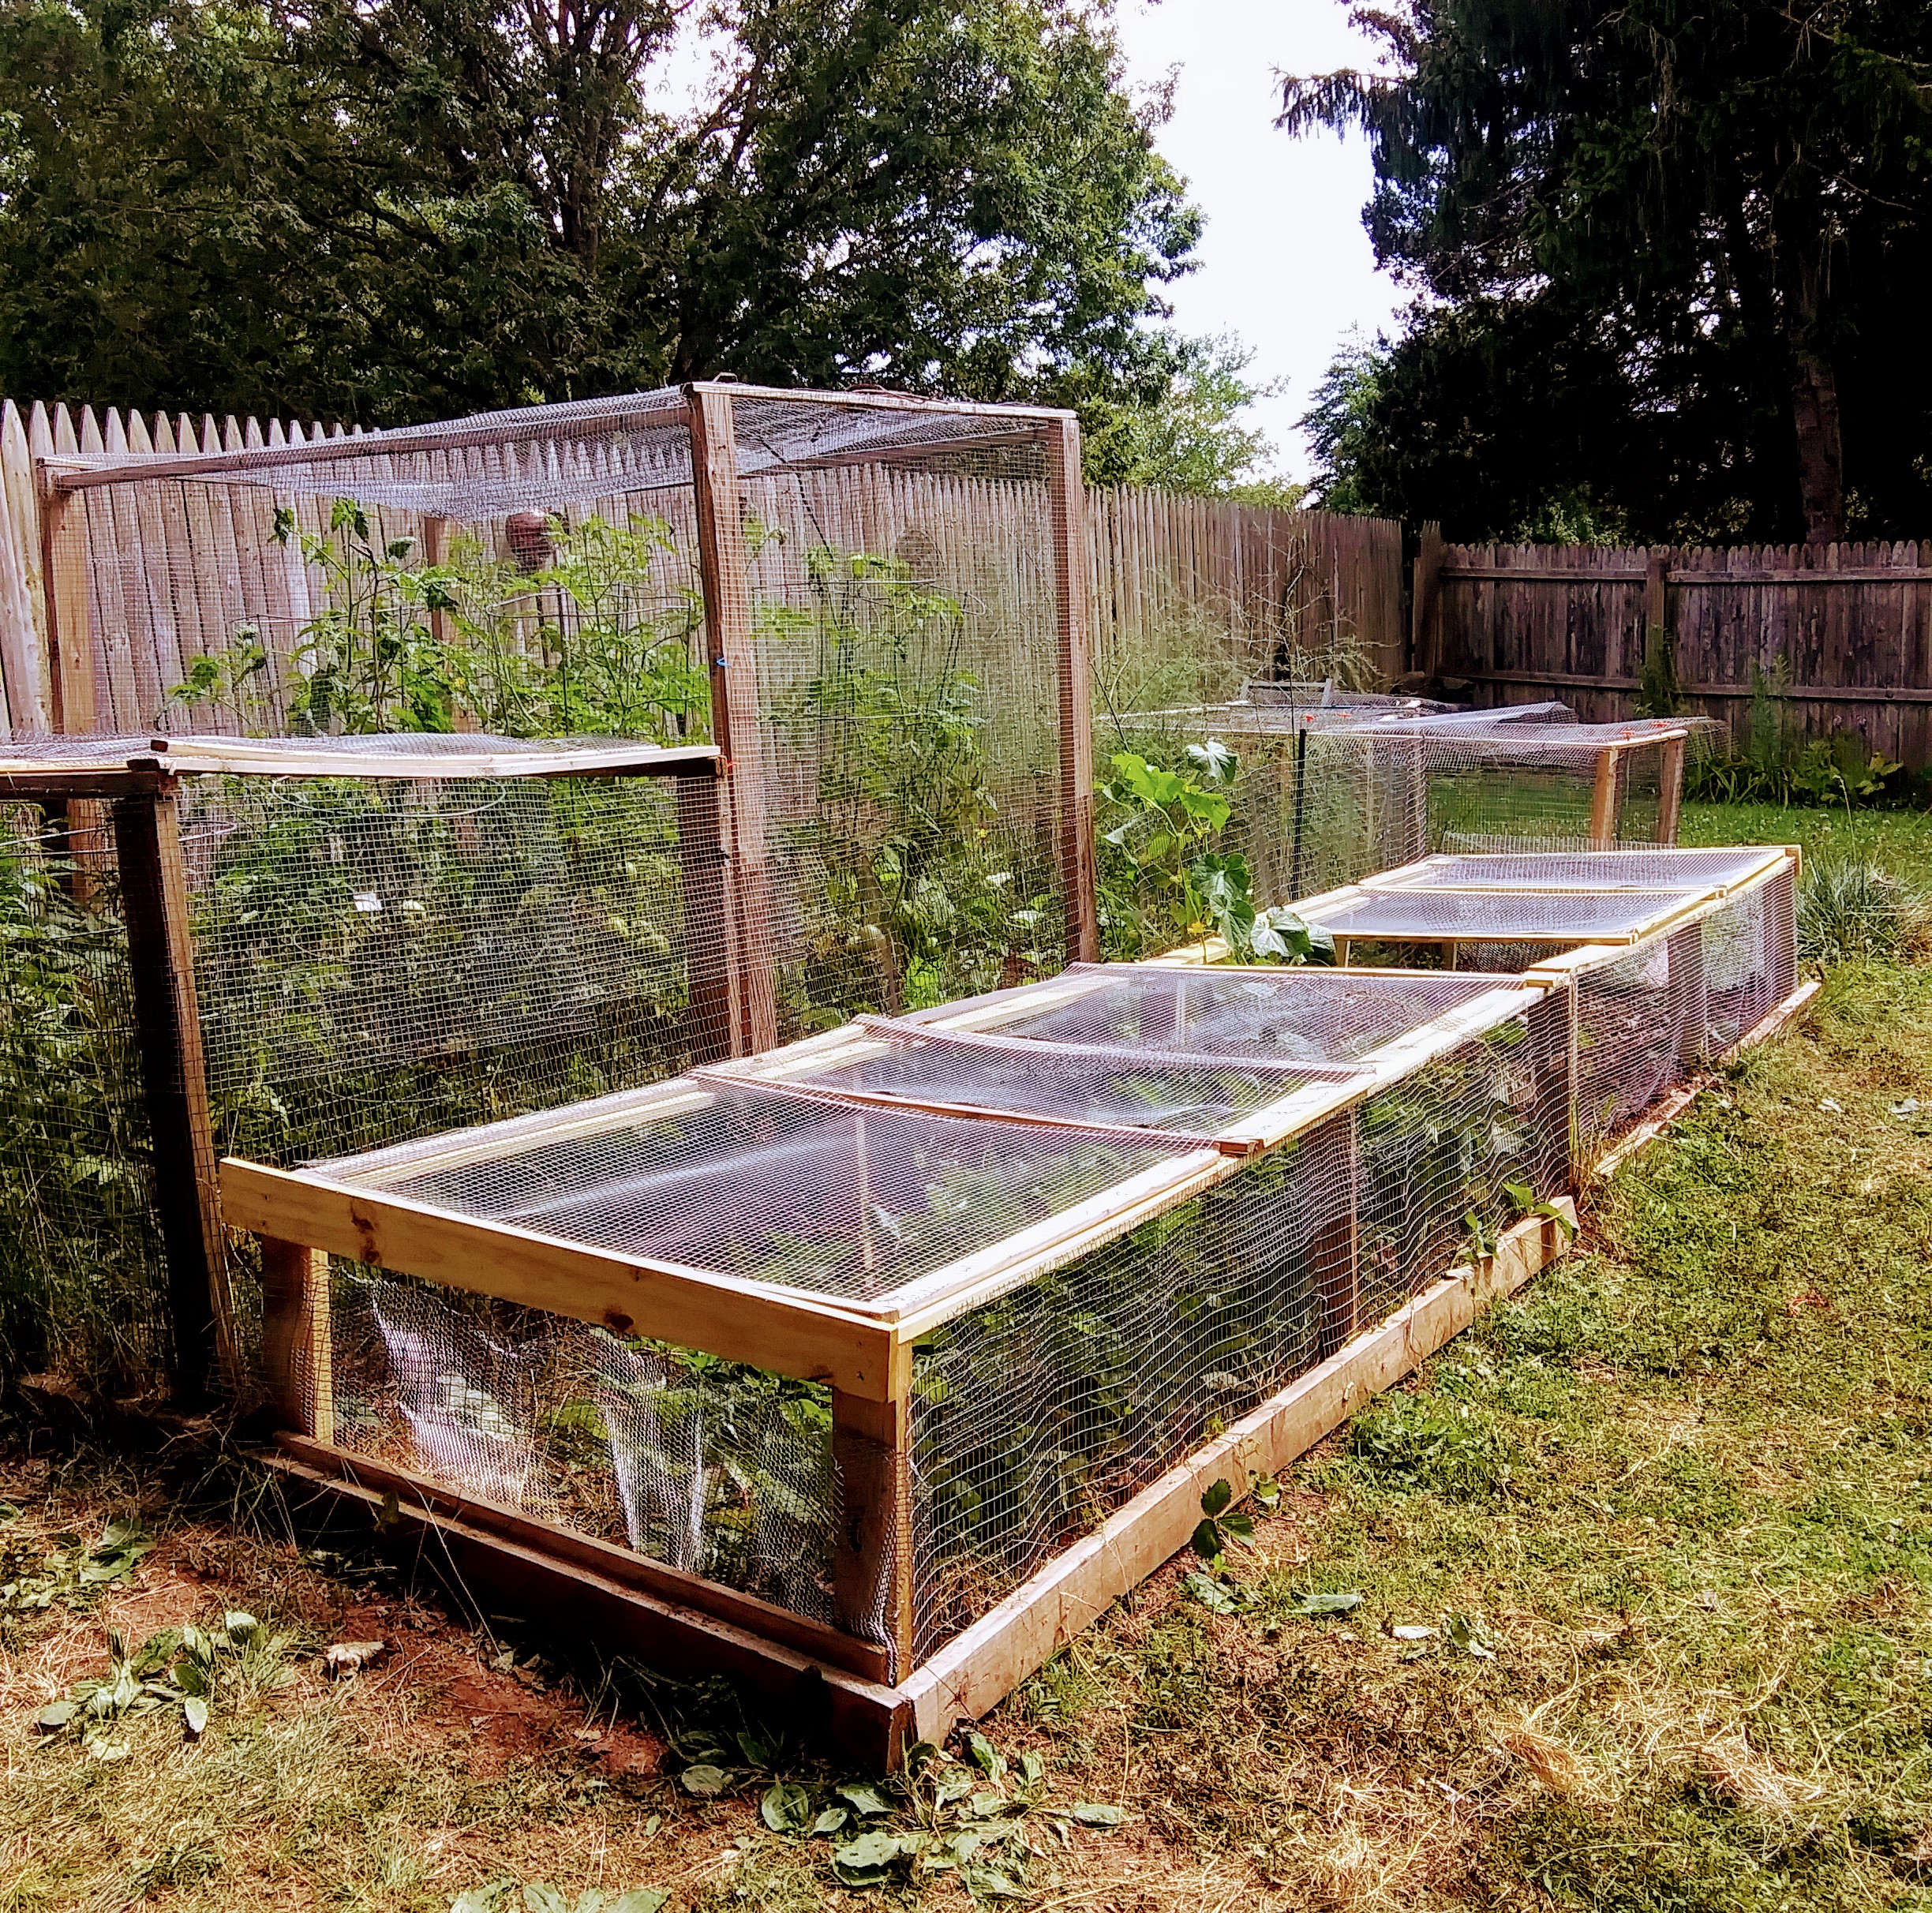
(241, 1173, 1576, 1771)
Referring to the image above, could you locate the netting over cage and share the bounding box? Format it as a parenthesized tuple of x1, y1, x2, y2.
(0, 734, 713, 1392)
(42, 384, 1091, 1041)
(245, 957, 1567, 1673)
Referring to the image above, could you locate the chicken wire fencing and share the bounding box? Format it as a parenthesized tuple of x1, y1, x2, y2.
(45, 385, 1084, 1043)
(0, 743, 714, 1391)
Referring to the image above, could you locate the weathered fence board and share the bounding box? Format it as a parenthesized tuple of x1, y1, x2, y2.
(1428, 538, 1932, 768)
(0, 398, 1405, 743)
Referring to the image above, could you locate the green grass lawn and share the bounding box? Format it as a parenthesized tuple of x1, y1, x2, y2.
(1681, 797, 1932, 878)
(4, 959, 1932, 1911)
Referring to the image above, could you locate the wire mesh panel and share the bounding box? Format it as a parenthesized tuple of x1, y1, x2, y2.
(1354, 998, 1571, 1325)
(1368, 848, 1788, 893)
(908, 1123, 1341, 1657)
(0, 803, 170, 1387)
(900, 963, 1544, 1069)
(184, 768, 694, 1166)
(722, 1020, 1361, 1136)
(1569, 925, 1708, 1155)
(1305, 887, 1705, 947)
(732, 399, 1068, 1029)
(313, 1079, 1211, 1311)
(1289, 719, 1717, 893)
(327, 1267, 839, 1622)
(1701, 866, 1797, 1050)
(1552, 863, 1798, 1155)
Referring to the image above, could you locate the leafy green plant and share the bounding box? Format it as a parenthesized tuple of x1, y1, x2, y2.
(2, 1516, 152, 1612)
(1189, 1477, 1254, 1567)
(1097, 742, 1336, 962)
(755, 1732, 1125, 1898)
(35, 1611, 289, 1758)
(767, 545, 1054, 1024)
(170, 504, 706, 743)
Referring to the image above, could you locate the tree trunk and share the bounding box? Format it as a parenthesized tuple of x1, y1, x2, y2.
(1771, 163, 1846, 545)
(1788, 344, 1845, 545)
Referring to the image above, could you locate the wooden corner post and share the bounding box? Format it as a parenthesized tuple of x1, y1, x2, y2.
(259, 1238, 333, 1439)
(832, 1338, 915, 1683)
(685, 387, 778, 1056)
(112, 781, 239, 1402)
(1044, 417, 1098, 965)
(1589, 745, 1623, 847)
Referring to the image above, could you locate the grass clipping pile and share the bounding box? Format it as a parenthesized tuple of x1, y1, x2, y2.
(4, 954, 1932, 1909)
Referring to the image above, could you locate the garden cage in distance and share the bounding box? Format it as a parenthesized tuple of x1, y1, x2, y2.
(223, 951, 1573, 1759)
(36, 384, 1100, 1051)
(0, 730, 719, 1401)
(1098, 683, 1716, 918)
(1288, 846, 1800, 1162)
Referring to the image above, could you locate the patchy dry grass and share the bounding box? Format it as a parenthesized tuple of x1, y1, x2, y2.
(5, 941, 1932, 1908)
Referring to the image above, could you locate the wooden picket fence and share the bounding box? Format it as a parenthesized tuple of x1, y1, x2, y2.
(1416, 533, 1932, 768)
(0, 398, 1405, 740)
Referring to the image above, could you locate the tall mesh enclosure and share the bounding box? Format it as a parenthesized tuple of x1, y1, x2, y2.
(41, 385, 1095, 1046)
(262, 962, 1566, 1669)
(0, 734, 715, 1394)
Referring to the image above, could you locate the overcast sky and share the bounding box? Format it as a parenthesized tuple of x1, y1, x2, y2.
(1112, 0, 1406, 485)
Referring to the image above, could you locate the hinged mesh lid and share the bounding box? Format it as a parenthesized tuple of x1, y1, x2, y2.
(710, 1019, 1362, 1138)
(900, 963, 1544, 1067)
(1302, 888, 1707, 944)
(1368, 848, 1786, 894)
(308, 1077, 1213, 1311)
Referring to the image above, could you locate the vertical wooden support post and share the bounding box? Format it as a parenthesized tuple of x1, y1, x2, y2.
(1308, 1110, 1359, 1359)
(1410, 520, 1444, 679)
(685, 385, 778, 1055)
(113, 780, 238, 1402)
(1668, 923, 1707, 1073)
(1589, 746, 1622, 847)
(1767, 867, 1799, 1006)
(1044, 417, 1098, 966)
(674, 766, 738, 1065)
(1655, 736, 1686, 844)
(1528, 983, 1578, 1195)
(259, 1237, 333, 1439)
(38, 475, 95, 735)
(832, 1349, 915, 1683)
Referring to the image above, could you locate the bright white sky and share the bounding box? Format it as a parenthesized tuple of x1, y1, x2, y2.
(1112, 0, 1406, 484)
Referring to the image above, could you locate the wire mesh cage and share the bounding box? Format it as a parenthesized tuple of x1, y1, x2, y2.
(233, 959, 1569, 1675)
(0, 733, 715, 1395)
(41, 385, 1093, 1045)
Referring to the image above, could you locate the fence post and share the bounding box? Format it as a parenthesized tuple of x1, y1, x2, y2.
(685, 384, 777, 1054)
(1589, 745, 1623, 846)
(112, 774, 238, 1403)
(1045, 416, 1098, 965)
(1410, 522, 1444, 679)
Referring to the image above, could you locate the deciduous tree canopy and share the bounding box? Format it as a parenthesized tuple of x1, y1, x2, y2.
(1284, 1, 1932, 544)
(0, 0, 1202, 444)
